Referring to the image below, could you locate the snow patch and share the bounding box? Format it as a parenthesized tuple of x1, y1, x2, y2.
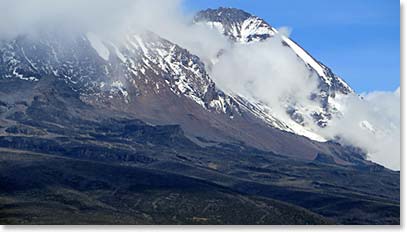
(360, 120, 376, 134)
(111, 43, 126, 62)
(86, 32, 110, 61)
(111, 80, 129, 97)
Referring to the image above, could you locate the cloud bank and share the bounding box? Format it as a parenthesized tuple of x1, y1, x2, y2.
(321, 88, 400, 170)
(0, 0, 227, 62)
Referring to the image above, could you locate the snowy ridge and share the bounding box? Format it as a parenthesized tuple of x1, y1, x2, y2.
(0, 31, 238, 116)
(118, 32, 236, 114)
(281, 35, 331, 85)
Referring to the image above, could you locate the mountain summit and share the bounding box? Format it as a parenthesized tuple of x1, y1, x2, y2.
(195, 7, 275, 43)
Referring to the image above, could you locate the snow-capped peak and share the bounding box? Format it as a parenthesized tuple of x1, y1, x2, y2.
(196, 8, 276, 43)
(194, 7, 356, 141)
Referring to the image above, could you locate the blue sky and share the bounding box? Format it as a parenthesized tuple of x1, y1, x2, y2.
(183, 0, 400, 93)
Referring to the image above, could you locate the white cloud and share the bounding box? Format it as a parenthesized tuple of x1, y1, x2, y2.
(320, 88, 400, 170)
(0, 0, 228, 62)
(0, 0, 132, 38)
(210, 30, 319, 121)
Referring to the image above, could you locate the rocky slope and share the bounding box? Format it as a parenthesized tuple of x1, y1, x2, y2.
(0, 79, 399, 224)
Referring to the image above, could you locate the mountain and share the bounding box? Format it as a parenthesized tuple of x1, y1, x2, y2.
(0, 29, 360, 163)
(0, 7, 399, 225)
